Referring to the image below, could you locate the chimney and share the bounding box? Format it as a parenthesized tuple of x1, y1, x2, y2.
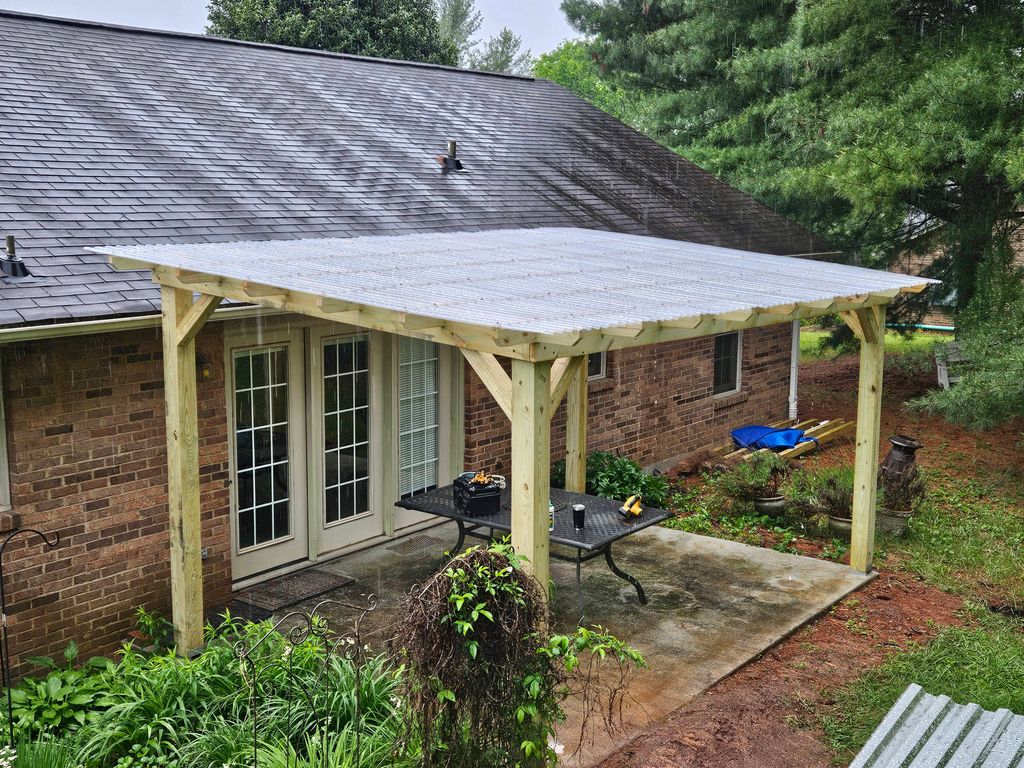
(1, 235, 31, 278)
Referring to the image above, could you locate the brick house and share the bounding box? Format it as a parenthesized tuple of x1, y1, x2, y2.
(0, 11, 834, 667)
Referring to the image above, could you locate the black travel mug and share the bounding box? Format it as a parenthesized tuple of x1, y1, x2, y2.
(572, 503, 586, 531)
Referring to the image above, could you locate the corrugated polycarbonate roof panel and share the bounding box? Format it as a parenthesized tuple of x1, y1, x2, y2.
(850, 684, 1024, 767)
(93, 227, 935, 336)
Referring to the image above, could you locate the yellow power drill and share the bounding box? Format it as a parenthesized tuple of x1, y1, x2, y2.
(618, 494, 644, 521)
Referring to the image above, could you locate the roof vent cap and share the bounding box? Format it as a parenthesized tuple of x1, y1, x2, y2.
(1, 235, 31, 279)
(437, 140, 465, 174)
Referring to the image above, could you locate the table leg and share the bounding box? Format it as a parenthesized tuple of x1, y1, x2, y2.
(439, 520, 467, 569)
(576, 549, 584, 626)
(604, 544, 647, 604)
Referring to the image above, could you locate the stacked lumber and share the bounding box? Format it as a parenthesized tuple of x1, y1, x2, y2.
(709, 418, 855, 465)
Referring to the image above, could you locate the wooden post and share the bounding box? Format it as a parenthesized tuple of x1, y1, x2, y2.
(161, 285, 209, 653)
(565, 355, 588, 493)
(843, 306, 886, 574)
(511, 359, 552, 593)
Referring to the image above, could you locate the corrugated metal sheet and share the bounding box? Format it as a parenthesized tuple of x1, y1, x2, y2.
(93, 227, 935, 335)
(851, 683, 1024, 767)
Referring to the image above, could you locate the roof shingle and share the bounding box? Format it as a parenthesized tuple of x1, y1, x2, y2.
(0, 10, 833, 329)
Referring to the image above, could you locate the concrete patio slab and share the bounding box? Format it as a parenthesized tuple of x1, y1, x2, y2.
(263, 522, 873, 767)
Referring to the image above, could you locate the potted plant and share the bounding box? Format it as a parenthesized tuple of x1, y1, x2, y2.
(786, 466, 855, 539)
(718, 451, 789, 516)
(876, 470, 925, 535)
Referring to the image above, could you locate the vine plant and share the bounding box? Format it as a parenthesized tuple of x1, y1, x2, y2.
(398, 540, 644, 767)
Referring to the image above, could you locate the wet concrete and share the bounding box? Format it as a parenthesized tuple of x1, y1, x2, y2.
(274, 522, 872, 767)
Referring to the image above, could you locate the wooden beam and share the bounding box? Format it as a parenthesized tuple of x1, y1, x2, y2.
(460, 349, 512, 420)
(160, 286, 205, 654)
(175, 294, 223, 346)
(511, 359, 552, 593)
(565, 356, 588, 493)
(849, 305, 886, 573)
(549, 355, 585, 413)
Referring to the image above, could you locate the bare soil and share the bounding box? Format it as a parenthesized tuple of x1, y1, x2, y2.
(597, 353, 1024, 768)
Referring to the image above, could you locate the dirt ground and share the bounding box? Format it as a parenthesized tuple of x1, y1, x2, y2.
(597, 352, 1023, 768)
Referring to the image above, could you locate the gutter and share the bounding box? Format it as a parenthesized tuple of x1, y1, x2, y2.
(0, 305, 280, 344)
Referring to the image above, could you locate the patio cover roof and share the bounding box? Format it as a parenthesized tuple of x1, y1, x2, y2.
(95, 227, 936, 361)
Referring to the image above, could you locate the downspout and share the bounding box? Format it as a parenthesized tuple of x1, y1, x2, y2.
(788, 320, 800, 421)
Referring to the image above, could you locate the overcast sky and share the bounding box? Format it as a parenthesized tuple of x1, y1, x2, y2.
(0, 0, 578, 55)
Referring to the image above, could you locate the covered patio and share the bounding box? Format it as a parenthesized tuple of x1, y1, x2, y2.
(94, 226, 934, 651)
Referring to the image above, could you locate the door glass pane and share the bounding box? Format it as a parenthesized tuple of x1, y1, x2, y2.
(399, 338, 440, 499)
(233, 346, 291, 551)
(323, 336, 371, 525)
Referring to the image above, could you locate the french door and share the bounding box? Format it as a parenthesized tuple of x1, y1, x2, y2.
(227, 320, 459, 582)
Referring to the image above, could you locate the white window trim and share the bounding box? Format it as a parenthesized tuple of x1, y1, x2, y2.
(712, 331, 743, 398)
(0, 357, 9, 512)
(587, 351, 607, 381)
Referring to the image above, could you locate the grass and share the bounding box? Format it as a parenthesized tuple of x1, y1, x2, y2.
(885, 475, 1024, 604)
(822, 610, 1024, 760)
(800, 329, 947, 362)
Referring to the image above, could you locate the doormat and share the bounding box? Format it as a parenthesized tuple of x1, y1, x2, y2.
(235, 567, 355, 612)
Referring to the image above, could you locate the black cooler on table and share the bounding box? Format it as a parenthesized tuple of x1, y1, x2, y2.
(453, 471, 502, 517)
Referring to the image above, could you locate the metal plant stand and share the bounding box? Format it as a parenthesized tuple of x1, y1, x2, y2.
(0, 527, 60, 747)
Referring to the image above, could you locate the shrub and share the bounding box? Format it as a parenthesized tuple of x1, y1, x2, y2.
(877, 470, 925, 512)
(398, 540, 644, 767)
(9, 739, 75, 768)
(785, 466, 855, 519)
(715, 452, 788, 500)
(552, 450, 671, 507)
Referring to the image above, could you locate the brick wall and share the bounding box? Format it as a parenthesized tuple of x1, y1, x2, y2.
(464, 325, 794, 474)
(0, 325, 231, 675)
(0, 321, 792, 672)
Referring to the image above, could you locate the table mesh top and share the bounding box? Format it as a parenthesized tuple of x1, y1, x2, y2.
(395, 486, 671, 551)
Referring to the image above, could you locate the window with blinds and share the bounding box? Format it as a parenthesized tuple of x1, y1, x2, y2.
(399, 337, 440, 499)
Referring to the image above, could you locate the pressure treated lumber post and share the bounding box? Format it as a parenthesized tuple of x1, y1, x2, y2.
(844, 306, 886, 574)
(161, 285, 205, 653)
(511, 358, 552, 594)
(565, 355, 588, 493)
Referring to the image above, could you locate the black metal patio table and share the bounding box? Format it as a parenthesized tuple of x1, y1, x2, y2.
(395, 486, 671, 621)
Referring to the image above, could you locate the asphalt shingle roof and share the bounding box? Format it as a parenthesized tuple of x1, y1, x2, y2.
(0, 11, 833, 330)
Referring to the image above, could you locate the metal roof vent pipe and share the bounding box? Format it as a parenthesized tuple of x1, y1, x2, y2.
(1, 236, 31, 279)
(437, 140, 464, 174)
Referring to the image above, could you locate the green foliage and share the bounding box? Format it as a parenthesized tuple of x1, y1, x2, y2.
(552, 450, 671, 507)
(4, 618, 405, 768)
(206, 0, 458, 66)
(133, 607, 174, 653)
(399, 540, 644, 767)
(822, 614, 1024, 758)
(561, 0, 1024, 324)
(784, 466, 854, 520)
(466, 27, 532, 75)
(715, 452, 788, 500)
(9, 643, 115, 737)
(8, 739, 75, 768)
(663, 486, 806, 546)
(913, 266, 1024, 430)
(533, 41, 654, 131)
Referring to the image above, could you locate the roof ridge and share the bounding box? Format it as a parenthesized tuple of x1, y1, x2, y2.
(0, 7, 535, 82)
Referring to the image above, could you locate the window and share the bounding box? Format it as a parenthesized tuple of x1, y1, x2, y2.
(713, 332, 742, 395)
(322, 336, 370, 524)
(233, 346, 291, 550)
(0, 358, 9, 511)
(399, 337, 440, 498)
(587, 351, 607, 380)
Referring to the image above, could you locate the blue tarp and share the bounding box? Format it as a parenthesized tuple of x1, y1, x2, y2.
(731, 425, 817, 452)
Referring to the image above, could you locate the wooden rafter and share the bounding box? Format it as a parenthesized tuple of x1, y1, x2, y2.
(110, 256, 922, 362)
